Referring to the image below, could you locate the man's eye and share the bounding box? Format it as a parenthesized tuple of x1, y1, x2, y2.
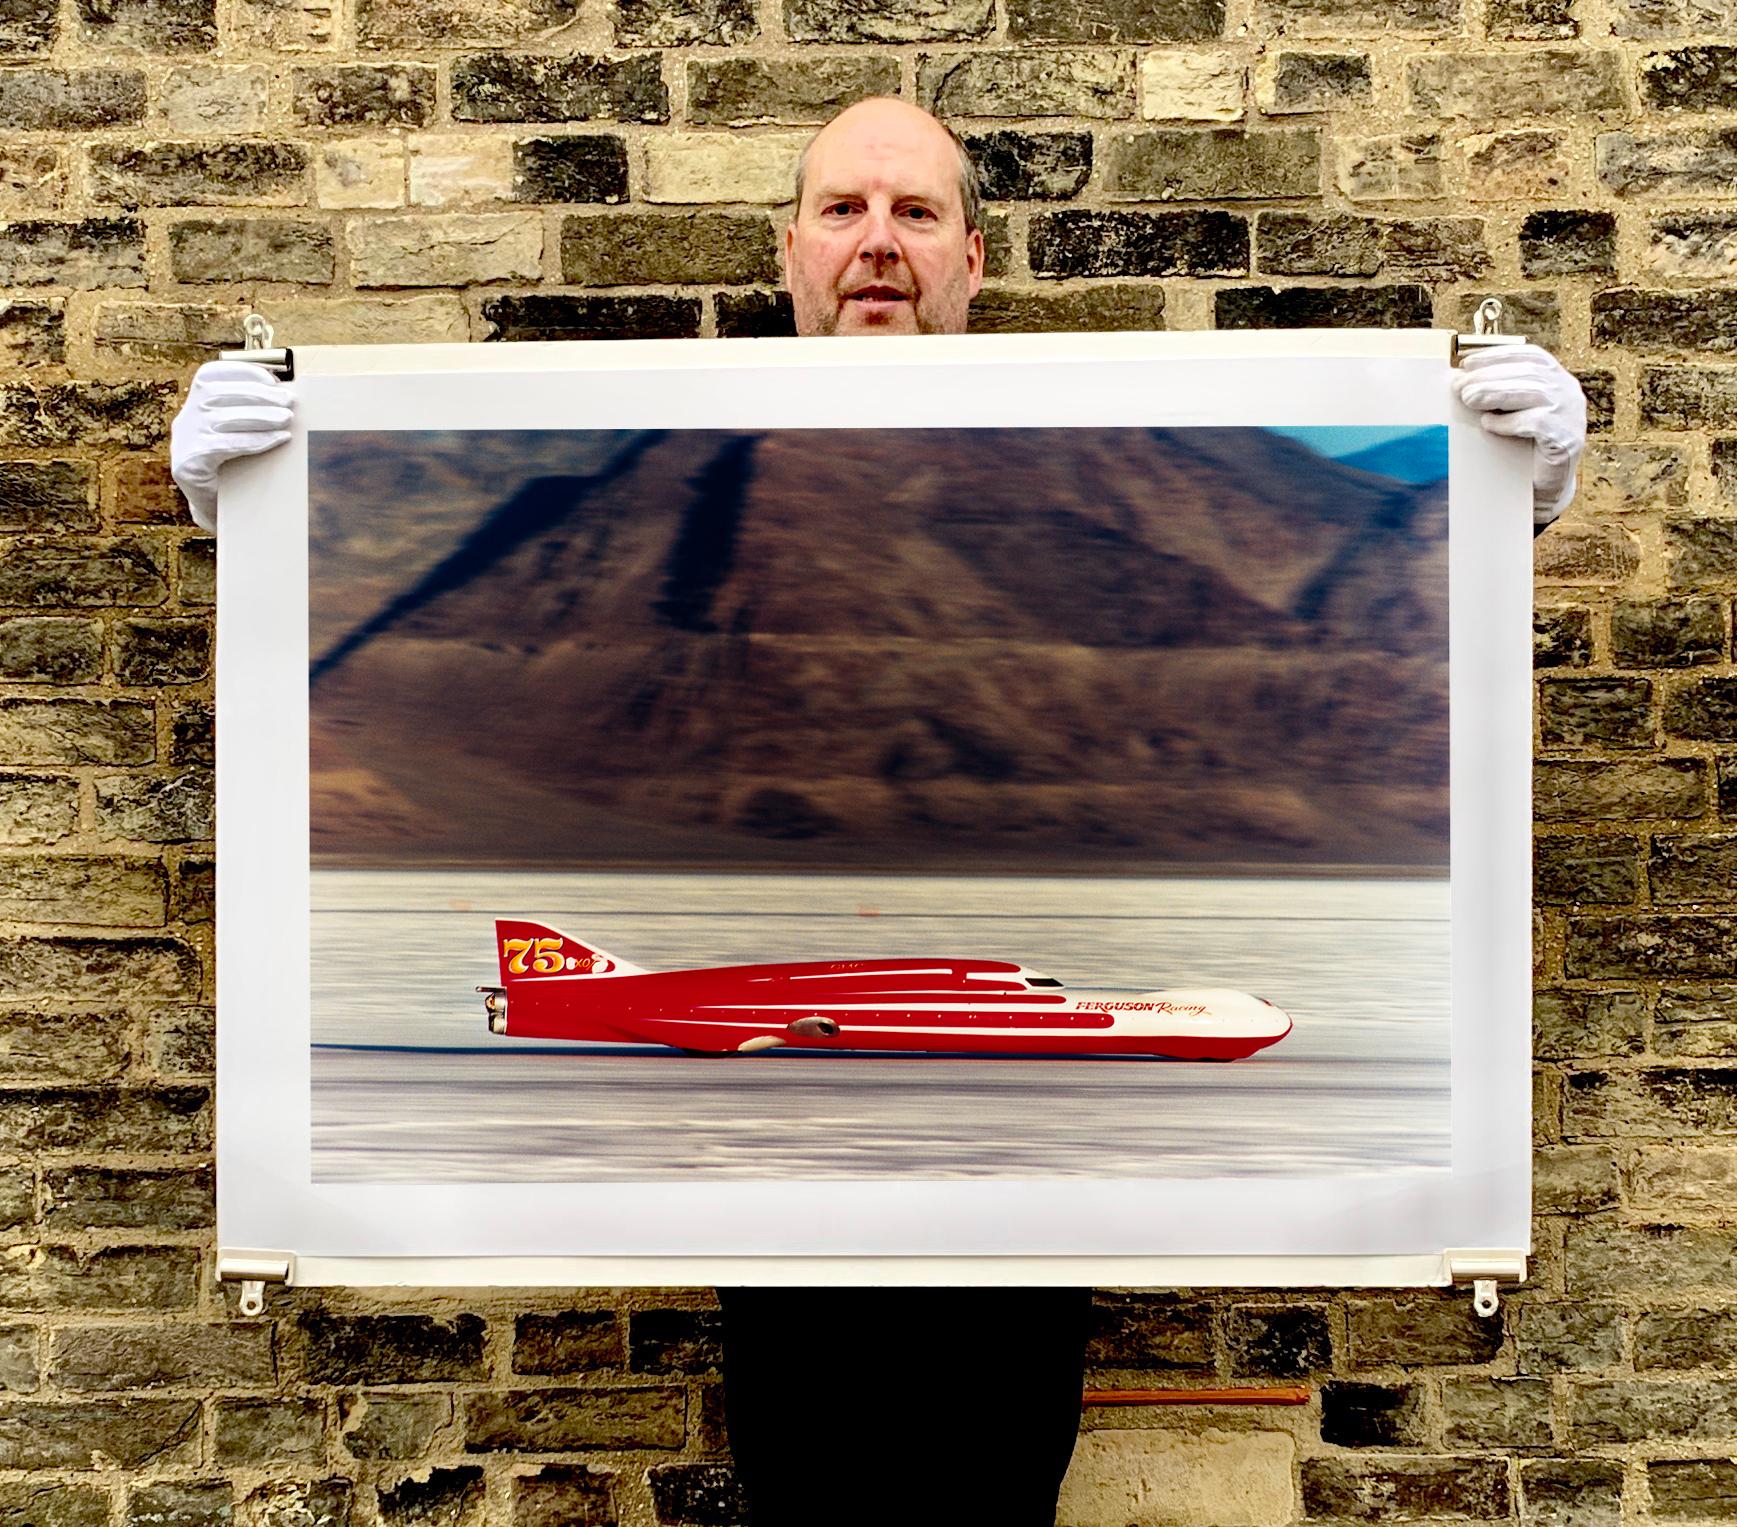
(822, 202, 855, 216)
(901, 206, 936, 220)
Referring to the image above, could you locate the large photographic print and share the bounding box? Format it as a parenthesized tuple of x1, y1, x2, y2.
(216, 334, 1531, 1277)
(309, 421, 1453, 1183)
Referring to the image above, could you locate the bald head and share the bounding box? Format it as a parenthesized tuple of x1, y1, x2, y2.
(783, 98, 985, 337)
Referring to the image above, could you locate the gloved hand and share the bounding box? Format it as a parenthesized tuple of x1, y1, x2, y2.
(1451, 342, 1586, 529)
(170, 360, 294, 532)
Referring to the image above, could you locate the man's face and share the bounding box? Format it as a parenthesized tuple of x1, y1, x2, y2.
(784, 100, 985, 337)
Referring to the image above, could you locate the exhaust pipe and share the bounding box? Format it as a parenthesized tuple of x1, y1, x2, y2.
(478, 987, 507, 1035)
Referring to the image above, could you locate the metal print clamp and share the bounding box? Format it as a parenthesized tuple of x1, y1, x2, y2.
(1444, 1250, 1526, 1317)
(219, 311, 294, 380)
(1452, 297, 1526, 364)
(216, 1250, 294, 1316)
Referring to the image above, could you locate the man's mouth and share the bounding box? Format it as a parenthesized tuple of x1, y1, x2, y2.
(845, 286, 910, 304)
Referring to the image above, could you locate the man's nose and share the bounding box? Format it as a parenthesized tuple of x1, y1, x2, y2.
(855, 207, 901, 266)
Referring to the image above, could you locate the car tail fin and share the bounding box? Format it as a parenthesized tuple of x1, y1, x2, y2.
(494, 920, 645, 984)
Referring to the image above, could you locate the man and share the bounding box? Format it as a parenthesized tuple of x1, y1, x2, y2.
(173, 96, 1586, 1525)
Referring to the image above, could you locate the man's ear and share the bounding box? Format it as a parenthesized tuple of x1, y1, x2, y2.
(782, 218, 795, 287)
(966, 227, 985, 299)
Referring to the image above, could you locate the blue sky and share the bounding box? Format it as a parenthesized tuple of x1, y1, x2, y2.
(1264, 425, 1431, 458)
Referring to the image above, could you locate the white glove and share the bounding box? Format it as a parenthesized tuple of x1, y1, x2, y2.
(1451, 343, 1586, 529)
(170, 360, 294, 532)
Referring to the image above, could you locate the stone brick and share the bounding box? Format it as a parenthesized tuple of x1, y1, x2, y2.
(251, 295, 468, 344)
(1534, 989, 1645, 1058)
(715, 290, 793, 338)
(1088, 1296, 1214, 1371)
(1514, 1302, 1624, 1373)
(155, 65, 267, 133)
(1063, 1431, 1294, 1526)
(968, 285, 1167, 333)
(1107, 127, 1318, 199)
(451, 53, 667, 124)
(1030, 210, 1246, 277)
(1597, 288, 1737, 354)
(1579, 370, 1614, 435)
(1648, 215, 1737, 279)
(1574, 1066, 1737, 1136)
(1642, 46, 1737, 110)
(1217, 285, 1433, 329)
(292, 65, 435, 127)
(0, 618, 100, 682)
(1520, 1459, 1621, 1527)
(0, 461, 93, 532)
(76, 0, 213, 49)
(686, 58, 898, 125)
(339, 1392, 451, 1459)
(1260, 0, 1457, 28)
(0, 385, 168, 451)
(0, 147, 65, 213)
(92, 302, 246, 368)
(0, 855, 165, 924)
(1381, 217, 1488, 277)
(1650, 1460, 1737, 1520)
(1521, 211, 1616, 276)
(644, 133, 804, 204)
(0, 1486, 114, 1527)
(1440, 1377, 1553, 1449)
(1568, 915, 1737, 978)
(1635, 1309, 1737, 1369)
(172, 854, 212, 922)
(1139, 50, 1243, 120)
(350, 215, 542, 287)
(302, 1313, 485, 1384)
(1254, 51, 1371, 113)
(1666, 677, 1737, 739)
(920, 51, 1135, 119)
(628, 1309, 721, 1376)
(1657, 988, 1737, 1057)
(1301, 1459, 1508, 1521)
(981, 210, 1012, 275)
(962, 131, 1091, 199)
(0, 1330, 36, 1393)
(177, 542, 213, 609)
(169, 703, 210, 766)
(1539, 678, 1652, 748)
(1569, 1379, 1737, 1443)
(230, 0, 333, 50)
(0, 0, 55, 54)
(168, 218, 333, 283)
(1012, 0, 1219, 38)
(1533, 522, 1639, 584)
(1534, 834, 1640, 904)
(1652, 833, 1737, 901)
(246, 1480, 351, 1527)
(513, 1310, 620, 1374)
(1718, 439, 1737, 500)
(0, 217, 146, 287)
(0, 1011, 129, 1081)
(1487, 0, 1576, 36)
(616, 0, 755, 44)
(1224, 1304, 1330, 1378)
(378, 1468, 483, 1527)
(42, 1165, 211, 1230)
(464, 1388, 684, 1451)
(1257, 215, 1485, 277)
(1535, 607, 1591, 668)
(511, 1467, 617, 1527)
(316, 140, 404, 209)
(0, 700, 154, 765)
(87, 141, 307, 208)
(480, 293, 700, 341)
(788, 0, 990, 38)
(356, 0, 574, 43)
(1458, 129, 1571, 200)
(113, 618, 209, 684)
(1335, 133, 1443, 199)
(125, 1483, 231, 1527)
(559, 212, 776, 285)
(0, 1177, 28, 1234)
(1599, 129, 1737, 196)
(407, 138, 513, 207)
(1408, 51, 1624, 116)
(50, 1325, 271, 1392)
(212, 1398, 324, 1463)
(1667, 516, 1737, 586)
(0, 1247, 197, 1313)
(0, 1399, 199, 1466)
(0, 301, 62, 368)
(0, 778, 79, 846)
(645, 1462, 746, 1526)
(513, 137, 628, 204)
(1347, 1295, 1504, 1365)
(93, 772, 211, 843)
(1320, 1380, 1427, 1447)
(0, 69, 145, 129)
(0, 1085, 207, 1152)
(1580, 442, 1689, 513)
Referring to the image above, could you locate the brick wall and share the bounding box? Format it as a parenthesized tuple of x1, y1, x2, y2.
(2, 0, 1734, 1520)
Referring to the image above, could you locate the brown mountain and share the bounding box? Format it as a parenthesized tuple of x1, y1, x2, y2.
(308, 426, 1449, 869)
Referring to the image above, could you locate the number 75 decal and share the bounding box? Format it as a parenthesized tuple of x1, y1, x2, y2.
(503, 937, 564, 975)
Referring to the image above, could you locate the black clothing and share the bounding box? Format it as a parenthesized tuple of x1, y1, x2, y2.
(719, 1285, 1094, 1527)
